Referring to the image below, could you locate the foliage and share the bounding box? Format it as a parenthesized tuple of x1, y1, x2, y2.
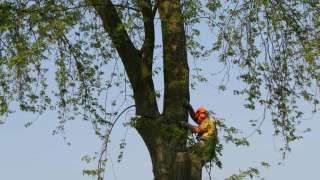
(226, 161, 270, 180)
(0, 0, 123, 136)
(0, 0, 319, 179)
(211, 0, 320, 155)
(179, 0, 320, 155)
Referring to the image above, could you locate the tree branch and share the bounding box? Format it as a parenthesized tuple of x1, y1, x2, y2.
(88, 0, 159, 117)
(136, 0, 155, 67)
(87, 0, 141, 87)
(113, 3, 140, 12)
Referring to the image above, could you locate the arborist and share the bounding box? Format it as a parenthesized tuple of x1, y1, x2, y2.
(181, 103, 218, 164)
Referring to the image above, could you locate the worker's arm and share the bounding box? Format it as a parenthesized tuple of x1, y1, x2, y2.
(187, 124, 207, 134)
(179, 121, 207, 133)
(185, 103, 198, 123)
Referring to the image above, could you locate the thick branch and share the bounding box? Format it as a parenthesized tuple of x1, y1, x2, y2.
(88, 0, 141, 86)
(159, 0, 190, 121)
(88, 0, 159, 117)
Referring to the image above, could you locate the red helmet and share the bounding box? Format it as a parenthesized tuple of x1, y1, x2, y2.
(195, 107, 207, 122)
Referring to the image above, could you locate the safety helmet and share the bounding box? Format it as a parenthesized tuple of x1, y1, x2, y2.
(195, 106, 207, 122)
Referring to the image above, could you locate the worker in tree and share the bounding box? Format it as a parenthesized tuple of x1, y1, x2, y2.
(182, 103, 218, 164)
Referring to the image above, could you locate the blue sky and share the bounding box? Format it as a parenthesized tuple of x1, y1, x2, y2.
(1, 79, 319, 180)
(1, 50, 320, 179)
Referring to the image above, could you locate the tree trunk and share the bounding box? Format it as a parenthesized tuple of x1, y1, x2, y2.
(135, 118, 202, 180)
(150, 139, 203, 180)
(89, 0, 202, 179)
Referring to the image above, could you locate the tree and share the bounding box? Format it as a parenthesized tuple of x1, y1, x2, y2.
(0, 0, 319, 180)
